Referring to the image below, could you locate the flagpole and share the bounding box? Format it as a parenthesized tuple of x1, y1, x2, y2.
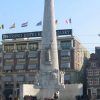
(69, 18, 74, 36)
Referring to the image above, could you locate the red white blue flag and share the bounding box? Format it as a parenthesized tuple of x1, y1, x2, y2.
(21, 22, 28, 27)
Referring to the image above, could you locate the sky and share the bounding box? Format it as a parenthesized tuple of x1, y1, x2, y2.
(0, 0, 100, 53)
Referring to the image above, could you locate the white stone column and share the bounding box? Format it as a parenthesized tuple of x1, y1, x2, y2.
(39, 0, 60, 99)
(41, 0, 59, 71)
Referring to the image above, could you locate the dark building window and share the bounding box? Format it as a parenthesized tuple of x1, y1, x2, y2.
(29, 43, 38, 51)
(87, 70, 93, 76)
(4, 83, 14, 89)
(88, 78, 93, 86)
(97, 89, 100, 99)
(64, 74, 71, 84)
(60, 41, 71, 49)
(4, 44, 14, 52)
(16, 43, 27, 51)
(91, 62, 96, 67)
(61, 50, 70, 57)
(87, 89, 91, 98)
(60, 62, 70, 68)
(95, 47, 100, 59)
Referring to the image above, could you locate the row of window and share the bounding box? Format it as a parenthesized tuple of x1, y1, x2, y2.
(4, 58, 38, 64)
(4, 41, 72, 52)
(3, 62, 71, 70)
(88, 88, 100, 96)
(4, 51, 38, 59)
(4, 43, 38, 52)
(3, 64, 39, 70)
(1, 75, 35, 82)
(88, 78, 100, 85)
(3, 50, 71, 59)
(3, 63, 71, 70)
(87, 69, 100, 76)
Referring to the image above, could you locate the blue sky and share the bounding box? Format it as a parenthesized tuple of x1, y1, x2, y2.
(0, 0, 100, 53)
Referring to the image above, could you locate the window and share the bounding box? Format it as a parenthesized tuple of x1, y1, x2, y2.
(29, 43, 38, 51)
(27, 75, 35, 82)
(64, 74, 70, 84)
(97, 89, 100, 99)
(28, 51, 38, 58)
(91, 62, 96, 67)
(92, 88, 97, 95)
(87, 70, 93, 76)
(60, 41, 71, 49)
(4, 53, 13, 59)
(16, 43, 27, 51)
(4, 59, 14, 65)
(60, 62, 70, 68)
(16, 52, 25, 58)
(3, 76, 12, 82)
(29, 58, 38, 64)
(87, 89, 91, 96)
(15, 64, 24, 70)
(4, 44, 14, 52)
(17, 59, 25, 64)
(4, 83, 14, 88)
(88, 78, 93, 85)
(16, 75, 24, 82)
(93, 78, 99, 85)
(61, 50, 70, 57)
(3, 65, 12, 70)
(28, 64, 37, 69)
(94, 69, 100, 76)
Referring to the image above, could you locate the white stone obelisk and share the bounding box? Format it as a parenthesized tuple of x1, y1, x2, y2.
(39, 0, 60, 99)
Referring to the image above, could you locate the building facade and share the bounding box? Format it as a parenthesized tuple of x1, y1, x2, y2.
(87, 47, 100, 100)
(0, 29, 89, 99)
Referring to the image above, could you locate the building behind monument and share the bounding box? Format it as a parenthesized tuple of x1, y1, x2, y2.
(0, 29, 89, 99)
(86, 47, 100, 100)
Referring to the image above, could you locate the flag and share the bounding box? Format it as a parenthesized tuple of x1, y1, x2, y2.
(36, 21, 42, 26)
(65, 18, 71, 24)
(55, 20, 58, 24)
(69, 18, 71, 23)
(9, 23, 15, 29)
(21, 22, 28, 27)
(0, 24, 4, 29)
(65, 20, 68, 24)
